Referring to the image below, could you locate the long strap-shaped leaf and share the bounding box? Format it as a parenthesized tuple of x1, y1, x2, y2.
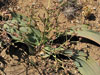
(63, 50, 100, 75)
(75, 30, 100, 45)
(66, 25, 100, 45)
(75, 55, 100, 75)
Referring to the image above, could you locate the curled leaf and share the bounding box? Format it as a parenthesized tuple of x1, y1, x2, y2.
(66, 25, 100, 45)
(74, 51, 100, 75)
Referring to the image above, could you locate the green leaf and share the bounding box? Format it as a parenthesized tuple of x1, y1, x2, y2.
(66, 25, 100, 45)
(63, 50, 100, 75)
(63, 49, 74, 56)
(75, 30, 100, 45)
(32, 28, 42, 38)
(3, 12, 42, 55)
(74, 51, 100, 75)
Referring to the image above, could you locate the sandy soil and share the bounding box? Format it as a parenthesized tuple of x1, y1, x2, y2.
(0, 0, 100, 75)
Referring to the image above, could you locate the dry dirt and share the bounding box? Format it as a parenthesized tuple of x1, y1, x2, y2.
(0, 0, 100, 75)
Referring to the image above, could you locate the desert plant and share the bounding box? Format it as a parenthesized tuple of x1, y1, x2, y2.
(3, 12, 42, 54)
(2, 11, 100, 75)
(42, 45, 100, 75)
